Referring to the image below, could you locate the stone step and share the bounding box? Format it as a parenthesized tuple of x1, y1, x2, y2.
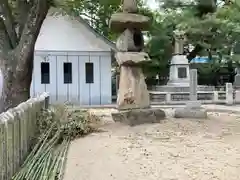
(111, 108, 166, 126)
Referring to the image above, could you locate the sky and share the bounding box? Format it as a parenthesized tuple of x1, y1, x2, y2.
(146, 0, 159, 10)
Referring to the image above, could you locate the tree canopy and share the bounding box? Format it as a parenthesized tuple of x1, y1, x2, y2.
(143, 0, 240, 83)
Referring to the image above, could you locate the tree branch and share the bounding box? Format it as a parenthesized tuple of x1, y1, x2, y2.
(187, 44, 203, 62)
(16, 0, 32, 38)
(0, 0, 18, 48)
(0, 18, 12, 53)
(16, 0, 49, 67)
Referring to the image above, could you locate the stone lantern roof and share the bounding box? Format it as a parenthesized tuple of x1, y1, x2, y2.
(109, 0, 151, 33)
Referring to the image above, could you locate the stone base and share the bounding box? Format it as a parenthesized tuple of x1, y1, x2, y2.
(111, 108, 166, 126)
(174, 107, 207, 119)
(167, 81, 190, 87)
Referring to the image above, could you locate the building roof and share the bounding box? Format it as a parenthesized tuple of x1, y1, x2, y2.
(74, 15, 117, 52)
(190, 57, 210, 63)
(45, 7, 116, 52)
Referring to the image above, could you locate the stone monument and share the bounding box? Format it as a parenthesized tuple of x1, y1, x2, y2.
(167, 30, 190, 86)
(174, 69, 207, 119)
(234, 67, 240, 87)
(110, 0, 165, 126)
(234, 67, 240, 103)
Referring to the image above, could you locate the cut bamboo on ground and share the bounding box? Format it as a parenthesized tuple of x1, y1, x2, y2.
(11, 104, 94, 180)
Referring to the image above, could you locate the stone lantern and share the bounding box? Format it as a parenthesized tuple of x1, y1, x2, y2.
(167, 30, 190, 86)
(110, 0, 165, 126)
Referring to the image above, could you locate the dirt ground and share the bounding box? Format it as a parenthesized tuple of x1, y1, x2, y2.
(63, 109, 240, 180)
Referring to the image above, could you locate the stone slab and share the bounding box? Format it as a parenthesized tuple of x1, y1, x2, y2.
(115, 52, 150, 65)
(185, 101, 202, 109)
(235, 90, 240, 103)
(234, 74, 240, 86)
(174, 107, 207, 119)
(189, 69, 198, 101)
(109, 13, 150, 32)
(226, 83, 233, 105)
(111, 108, 165, 126)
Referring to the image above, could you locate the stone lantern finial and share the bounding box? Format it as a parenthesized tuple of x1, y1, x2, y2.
(173, 30, 185, 55)
(123, 0, 138, 13)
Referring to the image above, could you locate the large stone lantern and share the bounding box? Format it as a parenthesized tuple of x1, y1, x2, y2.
(110, 0, 165, 126)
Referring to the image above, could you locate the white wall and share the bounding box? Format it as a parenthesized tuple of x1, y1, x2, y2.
(31, 51, 112, 105)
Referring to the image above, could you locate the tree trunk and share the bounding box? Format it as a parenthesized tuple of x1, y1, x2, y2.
(0, 51, 33, 112)
(0, 0, 49, 113)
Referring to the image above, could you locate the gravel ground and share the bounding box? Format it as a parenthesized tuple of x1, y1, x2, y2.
(63, 109, 240, 180)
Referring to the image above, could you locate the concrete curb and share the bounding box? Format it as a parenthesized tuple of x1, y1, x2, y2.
(156, 106, 240, 114)
(157, 107, 240, 114)
(205, 109, 240, 114)
(69, 105, 240, 114)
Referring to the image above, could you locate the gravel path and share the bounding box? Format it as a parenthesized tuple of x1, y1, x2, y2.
(63, 109, 240, 180)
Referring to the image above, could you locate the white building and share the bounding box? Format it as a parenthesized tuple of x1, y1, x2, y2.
(31, 8, 116, 105)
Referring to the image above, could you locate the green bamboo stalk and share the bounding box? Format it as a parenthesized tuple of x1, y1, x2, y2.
(36, 152, 51, 179)
(12, 150, 44, 180)
(12, 122, 57, 180)
(21, 122, 56, 166)
(24, 133, 60, 179)
(30, 156, 47, 180)
(32, 151, 51, 180)
(28, 123, 58, 158)
(26, 149, 52, 178)
(58, 138, 70, 180)
(19, 150, 50, 179)
(13, 151, 44, 180)
(12, 135, 43, 180)
(41, 150, 53, 180)
(48, 141, 67, 180)
(45, 145, 62, 178)
(13, 128, 60, 180)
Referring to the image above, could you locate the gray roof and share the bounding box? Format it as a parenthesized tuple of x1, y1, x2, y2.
(48, 8, 117, 52)
(76, 16, 117, 52)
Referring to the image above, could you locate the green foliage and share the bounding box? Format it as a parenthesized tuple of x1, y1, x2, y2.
(177, 2, 240, 52)
(142, 0, 240, 81)
(65, 0, 121, 39)
(194, 63, 221, 85)
(144, 12, 174, 78)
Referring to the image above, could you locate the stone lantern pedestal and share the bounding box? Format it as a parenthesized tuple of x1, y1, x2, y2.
(110, 0, 165, 126)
